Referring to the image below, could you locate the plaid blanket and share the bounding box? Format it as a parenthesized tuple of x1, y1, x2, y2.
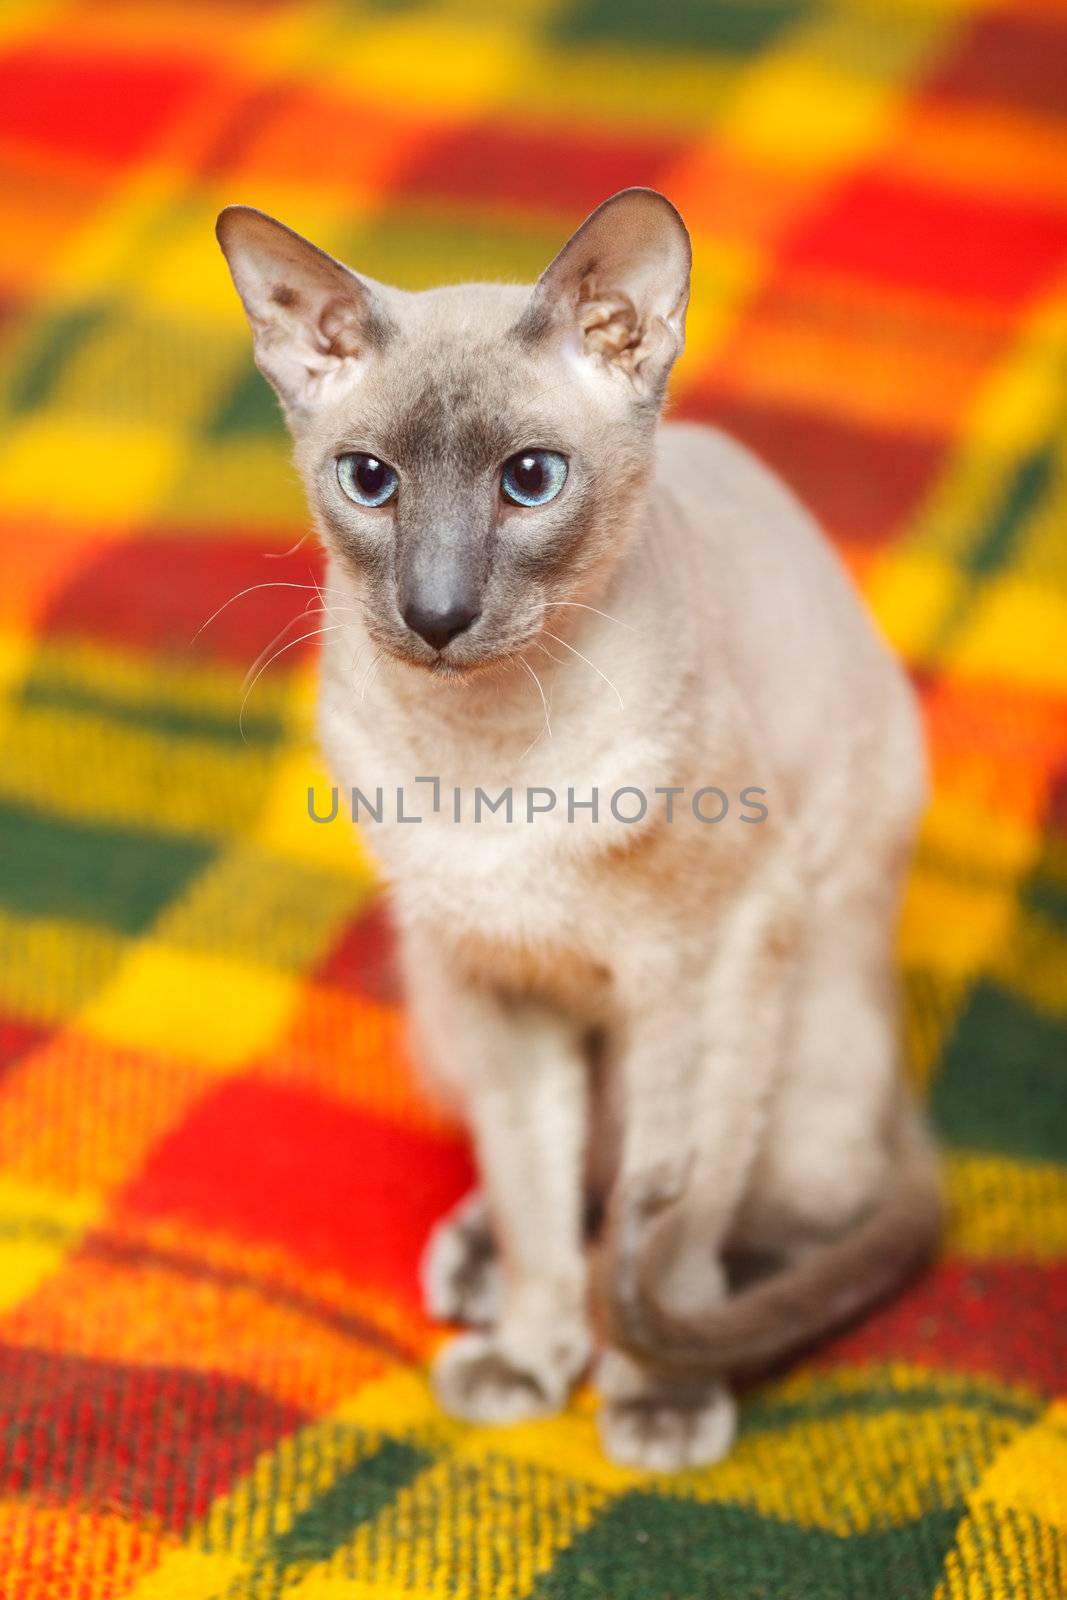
(0, 1, 1065, 1595)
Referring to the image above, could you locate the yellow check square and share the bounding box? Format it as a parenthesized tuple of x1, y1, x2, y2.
(0, 414, 182, 525)
(80, 942, 298, 1069)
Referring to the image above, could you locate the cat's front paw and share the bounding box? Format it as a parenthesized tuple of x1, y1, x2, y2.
(432, 1325, 590, 1424)
(596, 1351, 737, 1472)
(420, 1191, 501, 1326)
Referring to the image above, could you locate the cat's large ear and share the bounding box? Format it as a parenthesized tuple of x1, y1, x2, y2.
(216, 206, 394, 420)
(517, 188, 691, 400)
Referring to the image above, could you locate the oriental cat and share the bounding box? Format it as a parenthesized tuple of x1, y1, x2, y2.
(218, 189, 940, 1471)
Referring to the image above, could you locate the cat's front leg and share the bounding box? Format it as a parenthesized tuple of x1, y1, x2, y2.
(420, 1188, 501, 1327)
(406, 936, 592, 1423)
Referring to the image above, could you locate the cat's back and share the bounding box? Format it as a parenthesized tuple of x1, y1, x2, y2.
(653, 418, 868, 632)
(650, 419, 923, 816)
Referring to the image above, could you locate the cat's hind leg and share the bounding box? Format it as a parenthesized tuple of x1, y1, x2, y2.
(608, 826, 936, 1394)
(740, 859, 911, 1251)
(597, 858, 801, 1469)
(746, 683, 928, 1247)
(596, 1347, 737, 1473)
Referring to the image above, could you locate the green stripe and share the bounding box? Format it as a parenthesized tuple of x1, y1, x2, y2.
(928, 424, 1063, 664)
(967, 438, 1058, 579)
(18, 675, 284, 747)
(931, 980, 1067, 1163)
(0, 798, 214, 936)
(208, 365, 287, 440)
(552, 0, 805, 54)
(5, 302, 110, 415)
(1024, 837, 1067, 930)
(529, 1495, 963, 1599)
(740, 1378, 1039, 1436)
(271, 1437, 430, 1572)
(230, 1434, 432, 1596)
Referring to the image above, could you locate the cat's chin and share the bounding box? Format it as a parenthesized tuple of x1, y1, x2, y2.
(428, 650, 521, 682)
(379, 643, 522, 683)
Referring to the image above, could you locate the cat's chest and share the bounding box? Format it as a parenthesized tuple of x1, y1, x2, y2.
(372, 797, 596, 947)
(385, 807, 618, 1015)
(317, 656, 676, 958)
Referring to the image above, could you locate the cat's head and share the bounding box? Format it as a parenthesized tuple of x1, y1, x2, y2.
(217, 189, 690, 674)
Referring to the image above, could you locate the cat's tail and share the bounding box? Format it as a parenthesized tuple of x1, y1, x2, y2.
(612, 1097, 943, 1377)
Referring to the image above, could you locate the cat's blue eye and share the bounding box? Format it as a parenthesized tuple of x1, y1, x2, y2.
(501, 449, 568, 508)
(337, 453, 398, 508)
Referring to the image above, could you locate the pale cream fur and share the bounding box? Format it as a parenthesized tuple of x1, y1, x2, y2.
(217, 190, 939, 1471)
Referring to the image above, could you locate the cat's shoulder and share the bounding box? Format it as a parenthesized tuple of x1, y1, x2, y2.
(650, 418, 836, 597)
(655, 418, 808, 522)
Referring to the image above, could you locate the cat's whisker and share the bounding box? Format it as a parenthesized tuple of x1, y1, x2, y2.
(347, 637, 369, 680)
(301, 592, 360, 625)
(242, 611, 319, 692)
(542, 628, 625, 711)
(264, 531, 314, 559)
(191, 580, 326, 644)
(360, 648, 385, 702)
(241, 601, 355, 691)
(545, 601, 636, 631)
(310, 576, 355, 621)
(534, 639, 567, 669)
(517, 655, 552, 761)
(275, 576, 360, 625)
(238, 623, 341, 741)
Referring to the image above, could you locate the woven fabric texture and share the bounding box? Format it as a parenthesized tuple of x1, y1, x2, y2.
(0, 1, 1065, 1596)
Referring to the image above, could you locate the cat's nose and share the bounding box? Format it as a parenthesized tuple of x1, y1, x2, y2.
(403, 597, 480, 652)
